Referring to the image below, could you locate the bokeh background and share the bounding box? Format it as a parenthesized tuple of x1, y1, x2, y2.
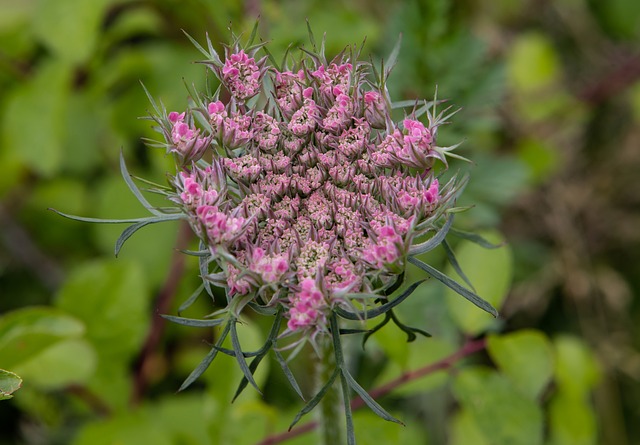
(1, 0, 639, 444)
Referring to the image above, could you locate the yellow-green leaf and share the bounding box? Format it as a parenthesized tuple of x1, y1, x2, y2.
(487, 330, 554, 400)
(445, 231, 513, 335)
(0, 369, 22, 400)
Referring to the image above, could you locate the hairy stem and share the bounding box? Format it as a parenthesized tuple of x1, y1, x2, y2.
(317, 336, 345, 445)
(258, 337, 486, 445)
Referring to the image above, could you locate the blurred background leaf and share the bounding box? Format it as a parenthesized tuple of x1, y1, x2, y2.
(1, 0, 639, 444)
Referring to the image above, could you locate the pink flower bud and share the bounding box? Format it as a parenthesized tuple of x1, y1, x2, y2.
(222, 50, 261, 100)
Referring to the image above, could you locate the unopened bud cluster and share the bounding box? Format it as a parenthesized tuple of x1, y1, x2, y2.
(153, 36, 459, 340)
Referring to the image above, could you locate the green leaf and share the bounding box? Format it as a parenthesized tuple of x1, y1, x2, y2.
(72, 409, 173, 445)
(0, 306, 85, 369)
(306, 18, 317, 51)
(453, 367, 544, 445)
(0, 369, 22, 400)
(288, 367, 340, 430)
(548, 390, 598, 445)
(517, 138, 560, 184)
(590, 0, 640, 40)
(179, 323, 230, 392)
(114, 215, 184, 257)
(408, 214, 454, 255)
(119, 152, 164, 217)
(507, 32, 560, 93)
(273, 348, 305, 400)
(409, 257, 498, 319)
(55, 259, 150, 361)
(92, 176, 178, 286)
(448, 227, 503, 249)
(459, 154, 529, 226)
(0, 1, 35, 29)
(73, 394, 215, 445)
(553, 336, 601, 398)
(366, 315, 411, 368)
(335, 279, 426, 321)
(85, 361, 131, 411)
(378, 337, 456, 395)
(384, 33, 402, 76)
(220, 320, 270, 401)
(1, 60, 71, 177)
(487, 330, 554, 400)
(32, 0, 110, 64)
(442, 238, 475, 291)
(150, 395, 214, 445)
(178, 284, 206, 314)
(449, 409, 490, 445)
(340, 369, 356, 445)
(342, 368, 403, 425)
(442, 231, 512, 335)
(232, 311, 284, 402)
(353, 411, 425, 445)
(62, 92, 112, 174)
(230, 319, 262, 394)
(13, 339, 97, 389)
(160, 314, 225, 328)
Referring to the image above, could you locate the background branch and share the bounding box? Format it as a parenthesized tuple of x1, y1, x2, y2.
(257, 338, 486, 445)
(130, 220, 193, 405)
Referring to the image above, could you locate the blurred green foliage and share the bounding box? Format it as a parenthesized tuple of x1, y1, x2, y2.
(1, 0, 639, 444)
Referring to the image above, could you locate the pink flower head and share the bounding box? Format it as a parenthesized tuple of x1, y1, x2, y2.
(380, 175, 440, 218)
(207, 101, 227, 136)
(329, 164, 356, 187)
(253, 111, 281, 153)
(397, 119, 438, 169)
(311, 63, 352, 101)
(370, 120, 440, 169)
(288, 97, 320, 137)
(253, 172, 291, 198)
(224, 154, 262, 183)
(227, 263, 253, 297)
(322, 92, 354, 134)
(221, 112, 253, 149)
(403, 119, 432, 146)
(169, 111, 185, 123)
(363, 225, 406, 272)
(222, 50, 261, 100)
(325, 258, 361, 294)
(336, 118, 370, 158)
(363, 90, 387, 129)
(259, 153, 291, 173)
(196, 205, 246, 247)
(274, 70, 305, 118)
(169, 113, 208, 163)
(250, 248, 290, 284)
(287, 278, 327, 331)
(295, 240, 330, 280)
(151, 34, 463, 344)
(238, 193, 270, 220)
(424, 178, 439, 204)
(174, 159, 227, 211)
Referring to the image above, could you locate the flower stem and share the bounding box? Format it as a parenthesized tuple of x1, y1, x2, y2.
(257, 337, 487, 445)
(317, 336, 344, 445)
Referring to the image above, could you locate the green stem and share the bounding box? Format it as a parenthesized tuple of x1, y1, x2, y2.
(317, 335, 345, 445)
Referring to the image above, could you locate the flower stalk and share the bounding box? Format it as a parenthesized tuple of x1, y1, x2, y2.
(317, 336, 345, 445)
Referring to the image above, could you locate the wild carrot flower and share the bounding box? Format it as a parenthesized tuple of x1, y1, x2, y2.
(57, 27, 499, 439)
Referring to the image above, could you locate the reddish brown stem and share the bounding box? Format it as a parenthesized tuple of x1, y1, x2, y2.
(578, 54, 640, 105)
(67, 384, 112, 417)
(256, 337, 486, 445)
(130, 221, 192, 405)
